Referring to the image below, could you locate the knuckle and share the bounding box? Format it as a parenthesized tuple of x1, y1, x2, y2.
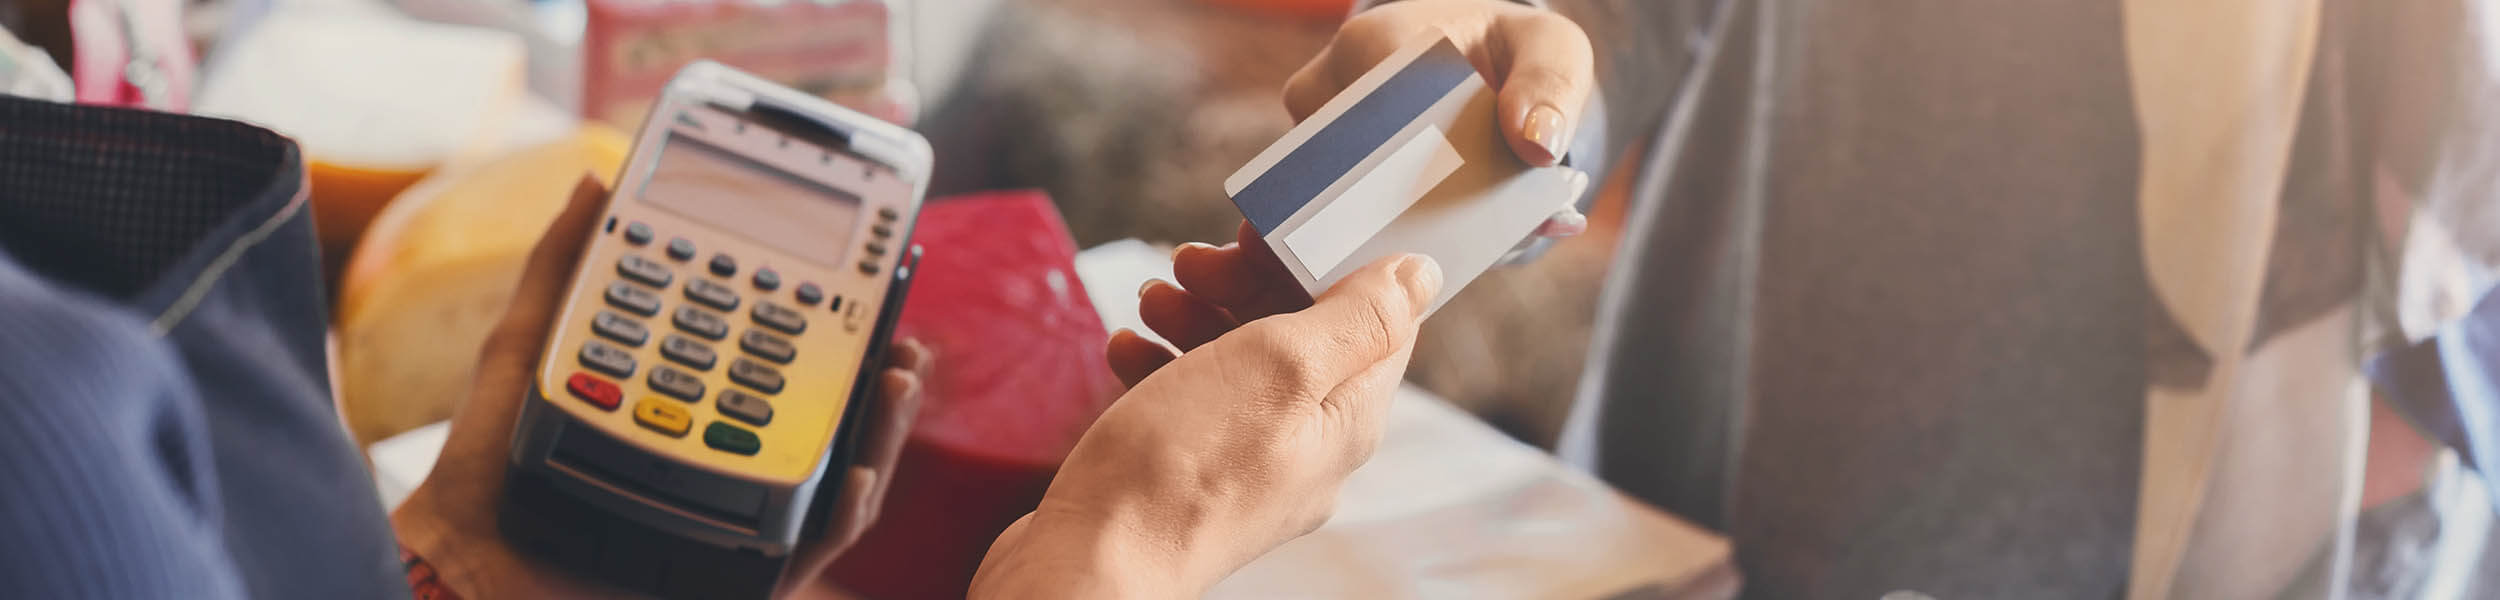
(1529, 11, 1587, 39)
(1238, 322, 1330, 396)
(1508, 63, 1584, 96)
(1341, 291, 1408, 362)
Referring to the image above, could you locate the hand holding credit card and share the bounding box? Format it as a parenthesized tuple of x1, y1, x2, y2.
(1227, 35, 1589, 315)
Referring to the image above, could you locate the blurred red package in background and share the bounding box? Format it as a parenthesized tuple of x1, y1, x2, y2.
(581, 0, 892, 127)
(824, 190, 1125, 599)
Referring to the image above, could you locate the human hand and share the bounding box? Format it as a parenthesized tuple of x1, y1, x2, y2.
(968, 247, 1442, 597)
(1288, 0, 1597, 237)
(389, 175, 929, 599)
(1102, 223, 1311, 386)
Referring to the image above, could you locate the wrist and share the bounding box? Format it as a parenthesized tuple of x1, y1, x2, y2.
(390, 492, 498, 598)
(973, 495, 1230, 598)
(392, 487, 571, 599)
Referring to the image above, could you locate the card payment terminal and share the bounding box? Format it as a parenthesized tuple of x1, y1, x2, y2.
(498, 61, 931, 600)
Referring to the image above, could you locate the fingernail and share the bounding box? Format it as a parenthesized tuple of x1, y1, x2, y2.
(1535, 209, 1588, 238)
(1138, 278, 1165, 297)
(1395, 255, 1442, 311)
(1522, 104, 1571, 165)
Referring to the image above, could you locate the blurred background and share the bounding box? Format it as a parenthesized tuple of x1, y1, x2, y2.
(0, 0, 1730, 596)
(12, 0, 2500, 597)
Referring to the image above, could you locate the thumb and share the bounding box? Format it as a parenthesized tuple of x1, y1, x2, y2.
(1490, 11, 1596, 167)
(479, 175, 609, 371)
(436, 174, 608, 488)
(1236, 254, 1442, 395)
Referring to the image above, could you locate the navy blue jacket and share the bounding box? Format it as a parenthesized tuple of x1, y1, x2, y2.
(0, 96, 404, 599)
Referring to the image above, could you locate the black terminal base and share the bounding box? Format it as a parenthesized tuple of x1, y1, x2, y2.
(499, 468, 787, 600)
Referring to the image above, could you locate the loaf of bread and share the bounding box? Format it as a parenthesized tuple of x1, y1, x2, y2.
(334, 128, 631, 447)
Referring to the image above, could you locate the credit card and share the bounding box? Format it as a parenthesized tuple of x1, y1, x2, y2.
(1226, 35, 1587, 314)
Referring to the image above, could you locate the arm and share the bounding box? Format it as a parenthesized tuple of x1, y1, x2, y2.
(0, 258, 249, 599)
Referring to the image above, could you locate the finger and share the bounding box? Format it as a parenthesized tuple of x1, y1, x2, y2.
(834, 467, 879, 549)
(894, 335, 935, 375)
(1532, 208, 1588, 238)
(1105, 329, 1179, 388)
(783, 465, 878, 596)
(468, 176, 607, 400)
(1170, 222, 1311, 320)
(1282, 44, 1347, 122)
(788, 341, 924, 585)
(862, 343, 923, 500)
(439, 176, 607, 489)
(1226, 253, 1441, 396)
(1171, 244, 1306, 322)
(1282, 9, 1443, 120)
(1489, 11, 1596, 166)
(1139, 279, 1240, 351)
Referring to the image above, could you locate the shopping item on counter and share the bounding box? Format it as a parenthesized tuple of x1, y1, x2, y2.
(335, 127, 631, 447)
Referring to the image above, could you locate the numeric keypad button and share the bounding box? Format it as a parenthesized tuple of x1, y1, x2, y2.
(672, 306, 728, 340)
(591, 310, 649, 346)
(740, 329, 796, 363)
(647, 366, 705, 401)
(660, 334, 717, 371)
(704, 422, 760, 455)
(750, 302, 806, 335)
(728, 358, 784, 394)
(685, 279, 741, 311)
(578, 340, 636, 378)
(604, 281, 661, 316)
(615, 255, 673, 288)
(717, 389, 775, 426)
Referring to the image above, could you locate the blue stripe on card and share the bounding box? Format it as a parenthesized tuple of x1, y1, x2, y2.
(1234, 46, 1476, 234)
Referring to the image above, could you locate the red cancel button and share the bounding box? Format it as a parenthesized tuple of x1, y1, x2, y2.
(566, 372, 622, 410)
